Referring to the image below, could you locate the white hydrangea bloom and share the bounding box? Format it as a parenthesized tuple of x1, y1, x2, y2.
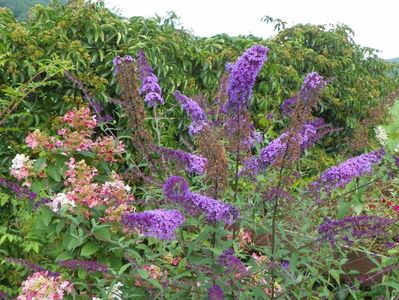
(124, 185, 131, 193)
(374, 126, 388, 146)
(394, 144, 399, 153)
(105, 180, 131, 193)
(11, 154, 29, 169)
(106, 281, 123, 300)
(47, 193, 76, 212)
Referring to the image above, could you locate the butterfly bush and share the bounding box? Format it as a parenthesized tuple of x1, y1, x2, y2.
(217, 249, 247, 274)
(122, 209, 185, 240)
(240, 119, 328, 176)
(300, 71, 327, 101)
(208, 284, 224, 300)
(223, 44, 269, 112)
(58, 260, 108, 273)
(319, 215, 398, 245)
(136, 50, 164, 106)
(158, 147, 208, 174)
(311, 148, 385, 192)
(17, 271, 73, 300)
(112, 55, 133, 75)
(174, 90, 208, 135)
(163, 176, 239, 224)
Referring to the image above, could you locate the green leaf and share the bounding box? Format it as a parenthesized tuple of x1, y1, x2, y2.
(329, 269, 342, 284)
(30, 180, 43, 194)
(55, 252, 74, 261)
(290, 252, 299, 271)
(92, 226, 111, 241)
(68, 236, 85, 251)
(81, 242, 100, 257)
(40, 207, 53, 227)
(33, 157, 46, 172)
(47, 164, 61, 182)
(337, 198, 351, 219)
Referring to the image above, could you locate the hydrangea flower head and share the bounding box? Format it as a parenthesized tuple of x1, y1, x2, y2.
(17, 271, 73, 300)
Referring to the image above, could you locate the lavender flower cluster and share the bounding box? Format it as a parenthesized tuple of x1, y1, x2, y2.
(208, 284, 224, 300)
(240, 119, 327, 176)
(312, 148, 385, 192)
(136, 50, 165, 106)
(163, 176, 239, 224)
(122, 209, 185, 240)
(6, 257, 60, 277)
(0, 177, 36, 201)
(280, 71, 326, 115)
(174, 91, 208, 135)
(112, 55, 134, 74)
(58, 260, 108, 272)
(0, 177, 50, 209)
(158, 147, 208, 174)
(319, 215, 397, 245)
(217, 249, 247, 274)
(224, 45, 269, 112)
(280, 96, 298, 116)
(300, 71, 326, 98)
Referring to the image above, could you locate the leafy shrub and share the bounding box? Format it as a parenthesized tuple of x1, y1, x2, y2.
(1, 43, 398, 299)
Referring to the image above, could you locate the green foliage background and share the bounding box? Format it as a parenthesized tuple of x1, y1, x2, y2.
(0, 0, 398, 296)
(0, 0, 67, 19)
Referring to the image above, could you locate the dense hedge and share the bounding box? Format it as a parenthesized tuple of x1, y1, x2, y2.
(0, 0, 397, 170)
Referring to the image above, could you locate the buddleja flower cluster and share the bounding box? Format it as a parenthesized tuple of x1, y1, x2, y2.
(158, 146, 208, 174)
(311, 148, 385, 192)
(163, 176, 239, 224)
(174, 90, 208, 135)
(224, 44, 269, 112)
(122, 209, 185, 240)
(319, 215, 397, 245)
(240, 118, 328, 176)
(17, 271, 73, 300)
(137, 50, 165, 106)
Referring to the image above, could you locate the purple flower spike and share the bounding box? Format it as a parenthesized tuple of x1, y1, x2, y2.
(208, 284, 224, 300)
(312, 148, 385, 192)
(122, 209, 185, 240)
(163, 176, 239, 224)
(393, 155, 399, 168)
(224, 45, 269, 113)
(240, 119, 331, 176)
(113, 55, 133, 74)
(137, 50, 164, 106)
(280, 96, 298, 116)
(58, 260, 108, 273)
(158, 147, 208, 174)
(300, 71, 326, 98)
(217, 249, 247, 274)
(6, 257, 59, 277)
(319, 215, 397, 245)
(174, 91, 208, 135)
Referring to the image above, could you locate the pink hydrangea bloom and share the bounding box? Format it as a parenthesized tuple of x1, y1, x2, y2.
(17, 271, 73, 300)
(25, 130, 49, 150)
(10, 154, 31, 181)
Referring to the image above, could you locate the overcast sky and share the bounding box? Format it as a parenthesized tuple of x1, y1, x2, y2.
(104, 0, 398, 59)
